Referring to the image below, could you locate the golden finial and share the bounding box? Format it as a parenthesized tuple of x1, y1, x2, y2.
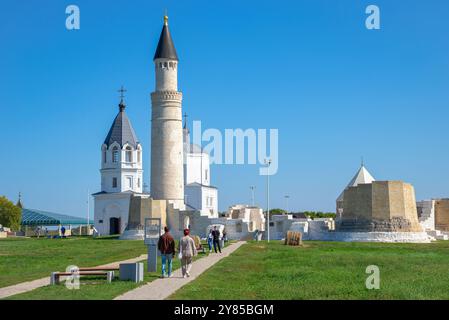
(164, 10, 168, 25)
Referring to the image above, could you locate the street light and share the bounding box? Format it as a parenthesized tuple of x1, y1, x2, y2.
(250, 186, 256, 207)
(265, 159, 272, 242)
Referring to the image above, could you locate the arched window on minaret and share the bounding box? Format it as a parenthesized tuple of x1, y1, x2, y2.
(125, 146, 133, 163)
(112, 146, 119, 163)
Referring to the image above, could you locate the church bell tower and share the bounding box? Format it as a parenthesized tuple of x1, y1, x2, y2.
(150, 15, 185, 208)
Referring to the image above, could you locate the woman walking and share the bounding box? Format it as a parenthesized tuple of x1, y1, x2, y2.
(178, 229, 198, 278)
(207, 229, 213, 253)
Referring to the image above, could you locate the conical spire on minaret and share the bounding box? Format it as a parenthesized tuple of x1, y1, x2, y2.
(153, 15, 178, 61)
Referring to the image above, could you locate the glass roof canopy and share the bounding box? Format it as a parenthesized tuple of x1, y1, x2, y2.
(21, 208, 93, 226)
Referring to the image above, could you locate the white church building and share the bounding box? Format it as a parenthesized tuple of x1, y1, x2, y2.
(92, 97, 146, 236)
(183, 121, 218, 217)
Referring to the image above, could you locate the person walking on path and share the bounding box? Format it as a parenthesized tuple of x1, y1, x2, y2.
(212, 226, 222, 253)
(207, 229, 213, 253)
(178, 229, 197, 278)
(158, 226, 176, 278)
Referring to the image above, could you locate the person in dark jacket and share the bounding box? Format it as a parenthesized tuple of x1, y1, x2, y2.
(158, 226, 176, 278)
(212, 226, 222, 253)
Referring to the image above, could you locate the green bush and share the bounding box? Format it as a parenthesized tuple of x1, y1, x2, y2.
(0, 196, 22, 231)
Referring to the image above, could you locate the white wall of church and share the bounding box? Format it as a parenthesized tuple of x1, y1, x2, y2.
(185, 185, 218, 217)
(101, 142, 143, 193)
(202, 187, 218, 217)
(93, 193, 132, 236)
(185, 186, 201, 210)
(184, 153, 210, 186)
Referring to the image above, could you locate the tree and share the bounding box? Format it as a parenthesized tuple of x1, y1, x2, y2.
(265, 208, 286, 216)
(302, 211, 336, 220)
(0, 196, 22, 231)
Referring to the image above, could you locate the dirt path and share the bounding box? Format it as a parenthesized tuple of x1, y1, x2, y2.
(114, 241, 246, 300)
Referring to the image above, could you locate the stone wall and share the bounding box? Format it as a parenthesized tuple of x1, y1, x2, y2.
(417, 200, 436, 231)
(340, 181, 422, 232)
(435, 199, 449, 231)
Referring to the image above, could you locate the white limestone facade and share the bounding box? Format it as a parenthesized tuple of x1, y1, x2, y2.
(226, 205, 265, 232)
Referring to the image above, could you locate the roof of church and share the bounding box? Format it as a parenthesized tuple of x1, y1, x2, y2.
(337, 165, 376, 201)
(104, 101, 139, 148)
(153, 16, 178, 61)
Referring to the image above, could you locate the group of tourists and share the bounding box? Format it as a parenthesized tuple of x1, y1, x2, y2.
(157, 225, 225, 279)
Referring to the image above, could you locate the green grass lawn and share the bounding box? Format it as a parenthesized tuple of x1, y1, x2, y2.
(169, 241, 449, 300)
(6, 259, 178, 300)
(0, 236, 147, 288)
(2, 238, 222, 300)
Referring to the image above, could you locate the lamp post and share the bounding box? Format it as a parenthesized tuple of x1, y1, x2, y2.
(265, 159, 272, 242)
(87, 189, 90, 235)
(250, 186, 256, 207)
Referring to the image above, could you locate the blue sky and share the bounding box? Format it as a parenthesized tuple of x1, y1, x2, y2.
(0, 0, 448, 217)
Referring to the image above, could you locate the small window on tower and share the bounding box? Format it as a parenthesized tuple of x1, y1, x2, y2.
(127, 177, 133, 189)
(125, 146, 133, 162)
(103, 150, 107, 163)
(138, 178, 141, 188)
(137, 150, 141, 163)
(112, 177, 117, 188)
(164, 62, 168, 68)
(112, 147, 119, 163)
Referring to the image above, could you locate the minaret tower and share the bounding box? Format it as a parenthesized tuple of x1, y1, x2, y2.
(151, 15, 185, 207)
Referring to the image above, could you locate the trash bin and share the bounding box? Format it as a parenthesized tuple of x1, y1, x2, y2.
(257, 233, 263, 241)
(220, 239, 225, 249)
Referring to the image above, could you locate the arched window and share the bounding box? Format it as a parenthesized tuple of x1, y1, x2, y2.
(112, 147, 119, 163)
(102, 150, 107, 163)
(137, 149, 141, 163)
(125, 146, 133, 162)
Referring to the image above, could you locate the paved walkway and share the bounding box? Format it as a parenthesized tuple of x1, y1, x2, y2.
(115, 241, 246, 300)
(0, 254, 147, 299)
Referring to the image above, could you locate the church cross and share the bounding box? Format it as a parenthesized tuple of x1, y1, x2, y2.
(118, 85, 127, 100)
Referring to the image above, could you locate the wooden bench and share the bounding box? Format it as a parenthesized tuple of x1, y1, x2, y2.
(50, 270, 115, 285)
(78, 267, 119, 272)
